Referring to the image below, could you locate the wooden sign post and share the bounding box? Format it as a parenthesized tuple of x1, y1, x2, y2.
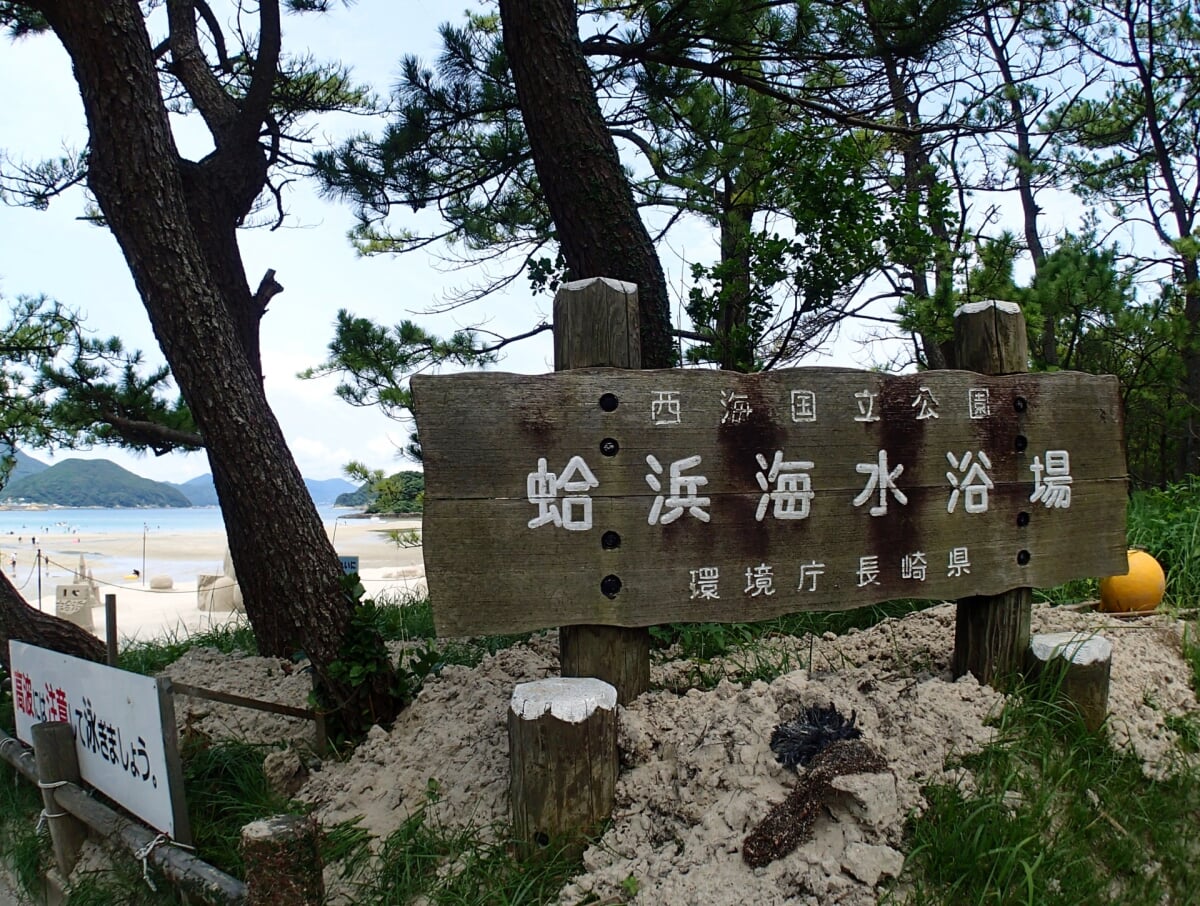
(953, 300, 1032, 684)
(553, 278, 650, 703)
(412, 294, 1128, 694)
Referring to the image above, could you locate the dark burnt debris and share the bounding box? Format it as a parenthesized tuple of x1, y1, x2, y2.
(743, 732, 889, 868)
(769, 702, 863, 769)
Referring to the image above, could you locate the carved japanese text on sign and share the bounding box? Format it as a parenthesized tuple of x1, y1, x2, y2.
(411, 368, 1127, 637)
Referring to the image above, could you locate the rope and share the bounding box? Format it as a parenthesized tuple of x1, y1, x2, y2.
(41, 555, 238, 596)
(35, 808, 67, 835)
(10, 559, 37, 592)
(134, 833, 169, 891)
(132, 832, 195, 892)
(33, 779, 71, 834)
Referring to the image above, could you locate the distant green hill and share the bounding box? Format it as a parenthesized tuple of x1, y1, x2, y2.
(335, 484, 371, 507)
(8, 449, 49, 481)
(1, 459, 192, 508)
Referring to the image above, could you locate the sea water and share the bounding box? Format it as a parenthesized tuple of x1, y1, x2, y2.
(0, 504, 367, 592)
(0, 503, 351, 537)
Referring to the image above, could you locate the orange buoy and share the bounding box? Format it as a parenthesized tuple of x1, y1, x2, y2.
(1098, 550, 1166, 613)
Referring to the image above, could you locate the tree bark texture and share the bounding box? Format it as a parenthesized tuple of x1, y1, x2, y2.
(33, 0, 394, 725)
(717, 199, 756, 372)
(498, 0, 675, 368)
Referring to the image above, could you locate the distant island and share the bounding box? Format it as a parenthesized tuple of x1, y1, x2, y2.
(1, 451, 357, 509)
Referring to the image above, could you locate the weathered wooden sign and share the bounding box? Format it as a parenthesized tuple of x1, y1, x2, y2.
(411, 368, 1127, 637)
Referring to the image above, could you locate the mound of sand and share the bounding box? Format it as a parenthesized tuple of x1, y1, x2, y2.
(153, 601, 1198, 905)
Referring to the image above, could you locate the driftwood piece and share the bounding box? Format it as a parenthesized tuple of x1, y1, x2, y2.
(742, 739, 887, 868)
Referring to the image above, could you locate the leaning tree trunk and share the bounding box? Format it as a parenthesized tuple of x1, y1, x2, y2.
(0, 575, 105, 673)
(498, 0, 675, 368)
(36, 0, 398, 731)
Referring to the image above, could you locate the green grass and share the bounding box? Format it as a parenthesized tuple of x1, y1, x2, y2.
(369, 590, 533, 670)
(180, 739, 304, 878)
(62, 861, 177, 906)
(1033, 576, 1099, 606)
(118, 620, 258, 677)
(0, 760, 49, 896)
(893, 678, 1200, 906)
(331, 786, 584, 906)
(1183, 624, 1200, 694)
(892, 479, 1200, 904)
(1126, 477, 1200, 606)
(650, 599, 940, 689)
(652, 599, 938, 661)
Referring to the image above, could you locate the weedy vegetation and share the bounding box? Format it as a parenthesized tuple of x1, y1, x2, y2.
(890, 478, 1200, 905)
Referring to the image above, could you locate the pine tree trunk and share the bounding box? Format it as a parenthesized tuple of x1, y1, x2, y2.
(498, 0, 675, 368)
(35, 0, 398, 731)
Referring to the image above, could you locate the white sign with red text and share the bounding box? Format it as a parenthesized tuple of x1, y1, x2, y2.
(8, 640, 186, 838)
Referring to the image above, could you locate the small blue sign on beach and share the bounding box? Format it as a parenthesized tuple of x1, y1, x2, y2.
(339, 555, 360, 575)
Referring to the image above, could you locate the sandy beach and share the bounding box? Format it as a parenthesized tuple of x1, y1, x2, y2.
(2, 515, 426, 645)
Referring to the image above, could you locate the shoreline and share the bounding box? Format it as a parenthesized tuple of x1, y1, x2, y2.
(5, 516, 426, 645)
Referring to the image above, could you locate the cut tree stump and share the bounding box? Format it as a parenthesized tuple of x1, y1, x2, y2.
(1025, 632, 1113, 732)
(240, 814, 323, 906)
(508, 677, 618, 859)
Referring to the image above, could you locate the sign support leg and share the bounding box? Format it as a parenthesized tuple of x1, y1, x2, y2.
(951, 300, 1033, 686)
(554, 277, 650, 704)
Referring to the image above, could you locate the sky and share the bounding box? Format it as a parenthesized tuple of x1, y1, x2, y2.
(0, 2, 1073, 487)
(0, 1, 543, 484)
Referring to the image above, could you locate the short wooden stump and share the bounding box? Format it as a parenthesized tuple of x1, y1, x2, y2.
(1026, 632, 1113, 732)
(508, 677, 618, 859)
(240, 814, 323, 906)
